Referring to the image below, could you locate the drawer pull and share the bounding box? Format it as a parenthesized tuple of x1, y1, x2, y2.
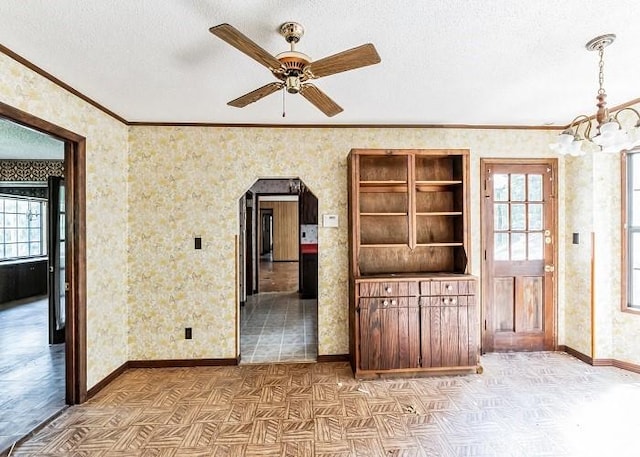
(391, 299, 397, 306)
(446, 284, 453, 291)
(385, 287, 392, 293)
(451, 298, 457, 305)
(383, 300, 389, 307)
(443, 298, 449, 304)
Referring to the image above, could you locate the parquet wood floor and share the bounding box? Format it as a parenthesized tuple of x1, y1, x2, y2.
(5, 352, 640, 456)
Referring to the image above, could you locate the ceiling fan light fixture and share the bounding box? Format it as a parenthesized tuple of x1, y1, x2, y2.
(550, 34, 640, 156)
(285, 76, 301, 94)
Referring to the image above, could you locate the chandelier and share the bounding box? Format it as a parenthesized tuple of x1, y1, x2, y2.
(549, 34, 640, 156)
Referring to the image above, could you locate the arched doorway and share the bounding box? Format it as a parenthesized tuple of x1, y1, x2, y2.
(238, 178, 318, 363)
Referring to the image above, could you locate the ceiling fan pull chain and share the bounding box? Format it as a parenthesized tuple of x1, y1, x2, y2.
(282, 89, 286, 117)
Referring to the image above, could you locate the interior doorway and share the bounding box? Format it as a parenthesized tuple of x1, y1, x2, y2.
(238, 178, 318, 364)
(481, 159, 557, 352)
(0, 102, 86, 453)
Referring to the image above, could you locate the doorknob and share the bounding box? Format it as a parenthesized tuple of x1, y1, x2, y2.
(544, 265, 555, 272)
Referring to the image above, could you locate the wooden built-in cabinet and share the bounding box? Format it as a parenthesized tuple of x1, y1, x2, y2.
(348, 149, 480, 377)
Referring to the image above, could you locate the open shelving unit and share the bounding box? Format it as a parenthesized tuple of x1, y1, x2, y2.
(347, 149, 480, 377)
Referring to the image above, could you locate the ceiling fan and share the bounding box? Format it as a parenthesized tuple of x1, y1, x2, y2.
(209, 22, 381, 117)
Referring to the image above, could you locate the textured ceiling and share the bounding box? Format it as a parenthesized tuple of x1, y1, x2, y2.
(0, 1, 639, 126)
(0, 118, 64, 160)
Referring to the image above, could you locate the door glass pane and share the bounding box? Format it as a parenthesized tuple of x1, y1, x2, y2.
(528, 204, 543, 230)
(494, 233, 509, 260)
(494, 174, 509, 201)
(511, 174, 526, 201)
(528, 233, 543, 260)
(511, 233, 526, 260)
(528, 174, 543, 201)
(494, 203, 509, 230)
(5, 199, 16, 212)
(511, 204, 526, 230)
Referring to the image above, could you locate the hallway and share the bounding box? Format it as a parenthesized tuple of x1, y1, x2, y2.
(0, 298, 65, 453)
(240, 292, 317, 364)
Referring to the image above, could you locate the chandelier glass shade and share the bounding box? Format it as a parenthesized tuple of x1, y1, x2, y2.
(550, 34, 640, 156)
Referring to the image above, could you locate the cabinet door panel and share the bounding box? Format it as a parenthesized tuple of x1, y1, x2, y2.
(441, 305, 460, 367)
(359, 301, 420, 371)
(457, 297, 470, 366)
(422, 298, 443, 367)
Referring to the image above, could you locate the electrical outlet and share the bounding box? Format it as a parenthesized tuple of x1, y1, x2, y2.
(194, 237, 202, 249)
(185, 327, 192, 339)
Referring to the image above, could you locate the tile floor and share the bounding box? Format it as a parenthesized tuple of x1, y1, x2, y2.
(0, 298, 66, 454)
(240, 292, 317, 364)
(5, 352, 640, 456)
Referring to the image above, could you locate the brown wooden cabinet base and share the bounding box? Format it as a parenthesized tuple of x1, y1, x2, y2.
(351, 275, 480, 378)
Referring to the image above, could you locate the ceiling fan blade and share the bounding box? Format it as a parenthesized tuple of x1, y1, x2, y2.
(228, 82, 283, 108)
(209, 23, 283, 71)
(306, 43, 381, 79)
(299, 83, 343, 117)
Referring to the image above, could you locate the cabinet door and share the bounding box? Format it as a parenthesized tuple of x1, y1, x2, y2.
(0, 265, 16, 303)
(420, 294, 477, 368)
(358, 297, 420, 371)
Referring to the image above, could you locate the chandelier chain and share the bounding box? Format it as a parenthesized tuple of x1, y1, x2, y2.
(597, 46, 606, 95)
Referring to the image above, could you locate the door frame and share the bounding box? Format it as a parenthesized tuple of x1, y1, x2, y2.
(0, 101, 87, 404)
(480, 158, 558, 353)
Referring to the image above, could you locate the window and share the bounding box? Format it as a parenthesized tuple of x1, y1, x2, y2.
(0, 196, 47, 260)
(624, 151, 640, 312)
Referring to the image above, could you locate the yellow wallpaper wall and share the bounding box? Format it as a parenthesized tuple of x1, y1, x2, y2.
(563, 154, 594, 356)
(0, 53, 130, 388)
(127, 126, 564, 359)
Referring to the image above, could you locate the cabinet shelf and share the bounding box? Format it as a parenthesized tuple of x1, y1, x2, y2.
(361, 212, 408, 216)
(360, 181, 407, 193)
(416, 212, 462, 216)
(360, 243, 409, 248)
(416, 181, 462, 192)
(416, 242, 463, 247)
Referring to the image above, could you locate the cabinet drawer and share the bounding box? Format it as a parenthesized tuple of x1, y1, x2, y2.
(421, 295, 471, 307)
(421, 279, 476, 296)
(359, 296, 416, 310)
(359, 281, 417, 297)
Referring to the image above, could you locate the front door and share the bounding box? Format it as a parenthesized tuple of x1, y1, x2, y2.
(481, 160, 556, 352)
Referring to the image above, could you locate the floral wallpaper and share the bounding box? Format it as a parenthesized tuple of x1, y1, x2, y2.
(127, 126, 565, 359)
(2, 47, 639, 389)
(0, 52, 129, 388)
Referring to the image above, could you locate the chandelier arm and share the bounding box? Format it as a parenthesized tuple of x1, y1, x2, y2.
(568, 114, 591, 130)
(614, 107, 640, 123)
